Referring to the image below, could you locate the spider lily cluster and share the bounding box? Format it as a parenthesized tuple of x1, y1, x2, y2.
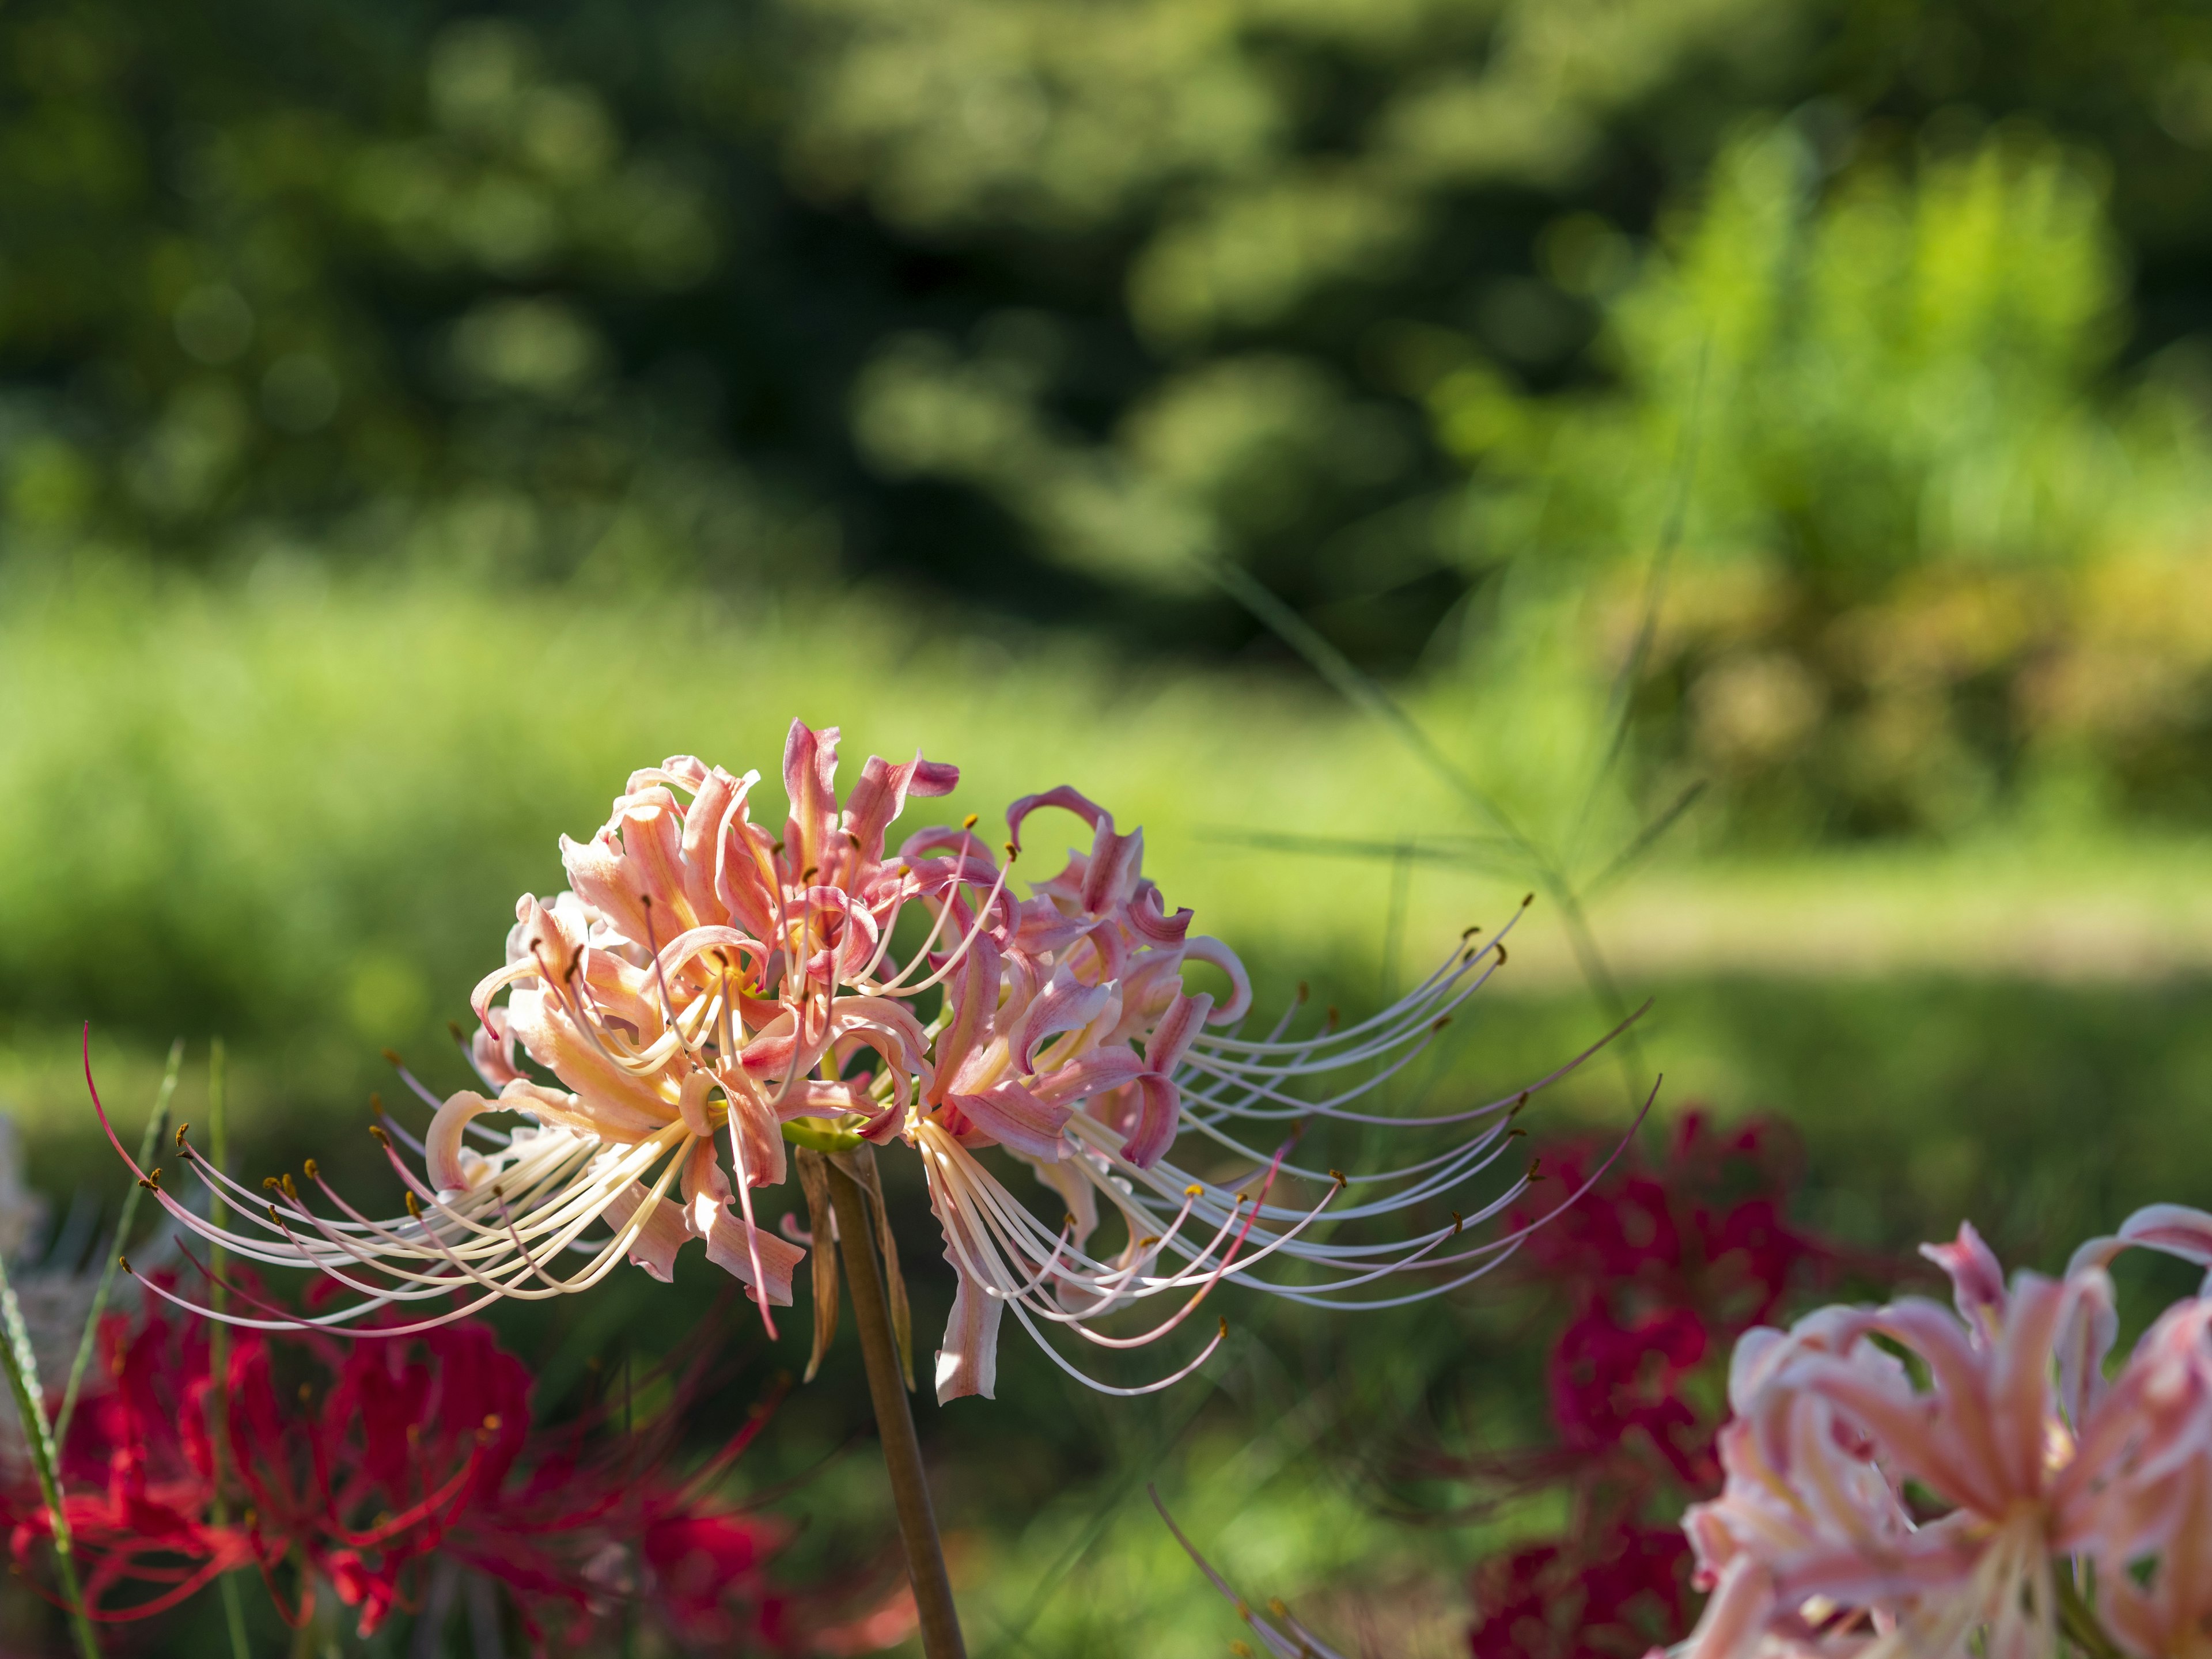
(17, 1289, 794, 1652)
(1680, 1200, 2212, 1659)
(99, 720, 1611, 1400)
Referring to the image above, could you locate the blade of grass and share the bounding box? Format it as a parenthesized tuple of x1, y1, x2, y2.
(207, 1041, 251, 1659)
(1206, 558, 1649, 1098)
(54, 1038, 183, 1452)
(1563, 337, 1708, 873)
(0, 1249, 101, 1657)
(1584, 780, 1709, 900)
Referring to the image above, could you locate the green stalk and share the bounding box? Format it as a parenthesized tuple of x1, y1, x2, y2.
(0, 1249, 100, 1657)
(55, 1039, 183, 1452)
(207, 1041, 252, 1659)
(825, 1154, 965, 1659)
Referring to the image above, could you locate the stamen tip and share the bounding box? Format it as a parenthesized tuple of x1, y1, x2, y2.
(303, 1157, 320, 1181)
(173, 1122, 190, 1147)
(1184, 1183, 1205, 1198)
(1521, 892, 1533, 906)
(405, 1191, 422, 1219)
(380, 1048, 403, 1069)
(116, 1254, 131, 1275)
(961, 813, 979, 830)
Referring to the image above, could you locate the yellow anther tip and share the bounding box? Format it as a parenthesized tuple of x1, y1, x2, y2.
(174, 1123, 189, 1147)
(302, 1157, 319, 1181)
(1184, 1183, 1205, 1198)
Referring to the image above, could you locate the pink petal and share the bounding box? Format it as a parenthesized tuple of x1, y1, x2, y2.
(1117, 1074, 1179, 1168)
(952, 1081, 1073, 1162)
(599, 1181, 691, 1282)
(1921, 1221, 2007, 1328)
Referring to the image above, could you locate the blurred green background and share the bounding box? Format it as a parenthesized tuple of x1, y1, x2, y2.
(9, 0, 2212, 1652)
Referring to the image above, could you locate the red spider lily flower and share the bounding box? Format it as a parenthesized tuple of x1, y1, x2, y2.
(102, 721, 1635, 1400)
(1469, 1529, 1696, 1659)
(9, 1285, 798, 1654)
(1155, 1115, 1831, 1659)
(1452, 1114, 1836, 1659)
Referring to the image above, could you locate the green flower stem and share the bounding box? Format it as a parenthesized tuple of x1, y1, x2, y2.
(824, 1156, 964, 1659)
(207, 1041, 251, 1659)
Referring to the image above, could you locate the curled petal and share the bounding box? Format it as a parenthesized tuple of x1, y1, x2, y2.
(1006, 785, 1106, 850)
(1117, 1074, 1180, 1169)
(1180, 935, 1252, 1024)
(427, 1092, 498, 1192)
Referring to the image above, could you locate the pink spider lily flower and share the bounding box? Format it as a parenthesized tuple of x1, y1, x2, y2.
(1678, 1209, 2212, 1659)
(96, 720, 1625, 1402)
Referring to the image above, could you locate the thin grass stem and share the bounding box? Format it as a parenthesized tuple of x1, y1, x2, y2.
(0, 1248, 100, 1657)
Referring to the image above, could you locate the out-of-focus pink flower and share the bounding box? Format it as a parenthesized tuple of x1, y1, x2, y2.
(1678, 1203, 2212, 1659)
(105, 721, 1608, 1402)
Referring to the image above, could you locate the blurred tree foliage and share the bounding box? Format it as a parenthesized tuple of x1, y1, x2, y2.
(8, 0, 2212, 825)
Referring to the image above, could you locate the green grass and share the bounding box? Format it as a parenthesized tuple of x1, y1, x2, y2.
(10, 560, 2212, 1654)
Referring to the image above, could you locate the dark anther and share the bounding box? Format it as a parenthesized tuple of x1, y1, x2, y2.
(174, 1122, 190, 1146)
